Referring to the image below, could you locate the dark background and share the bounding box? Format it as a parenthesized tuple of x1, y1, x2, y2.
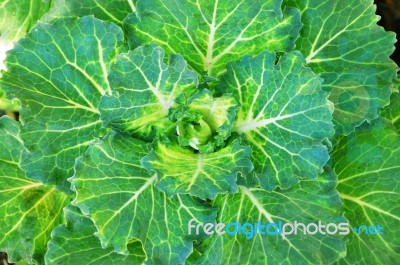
(375, 0, 400, 65)
(0, 1, 399, 265)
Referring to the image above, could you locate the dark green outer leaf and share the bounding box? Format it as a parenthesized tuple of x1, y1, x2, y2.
(191, 169, 347, 264)
(0, 0, 51, 71)
(0, 0, 50, 41)
(45, 0, 136, 26)
(187, 236, 223, 265)
(380, 91, 400, 133)
(0, 116, 69, 264)
(45, 205, 146, 265)
(71, 132, 217, 265)
(220, 51, 334, 190)
(0, 16, 124, 193)
(286, 0, 398, 134)
(333, 118, 400, 264)
(124, 0, 301, 76)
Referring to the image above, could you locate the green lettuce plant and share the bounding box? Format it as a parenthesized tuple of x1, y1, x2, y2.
(0, 0, 398, 264)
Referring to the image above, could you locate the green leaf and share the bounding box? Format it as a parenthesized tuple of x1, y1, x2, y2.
(184, 90, 237, 135)
(15, 260, 31, 265)
(71, 132, 217, 264)
(381, 92, 400, 133)
(187, 236, 223, 265)
(170, 89, 239, 152)
(0, 17, 124, 193)
(99, 45, 198, 141)
(193, 169, 346, 264)
(124, 0, 301, 76)
(0, 0, 50, 41)
(0, 0, 51, 70)
(0, 116, 69, 264)
(142, 139, 253, 200)
(333, 118, 400, 264)
(45, 0, 136, 26)
(45, 205, 146, 265)
(220, 51, 333, 190)
(286, 0, 398, 134)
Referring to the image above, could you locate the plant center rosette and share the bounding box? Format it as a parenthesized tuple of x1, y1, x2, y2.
(169, 89, 239, 153)
(142, 89, 254, 200)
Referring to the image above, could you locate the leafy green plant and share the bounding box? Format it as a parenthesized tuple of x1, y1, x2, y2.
(0, 0, 398, 264)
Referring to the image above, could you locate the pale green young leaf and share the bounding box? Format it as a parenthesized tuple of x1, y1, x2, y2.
(0, 17, 124, 193)
(71, 132, 217, 264)
(286, 0, 398, 134)
(124, 0, 301, 76)
(170, 89, 239, 152)
(0, 116, 69, 264)
(0, 97, 19, 112)
(142, 139, 253, 200)
(220, 51, 334, 190)
(45, 205, 146, 265)
(333, 118, 400, 264)
(185, 90, 237, 135)
(100, 45, 198, 141)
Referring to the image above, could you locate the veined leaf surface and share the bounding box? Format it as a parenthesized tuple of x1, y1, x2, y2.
(45, 0, 136, 26)
(0, 17, 124, 192)
(220, 51, 333, 190)
(186, 237, 223, 265)
(0, 0, 51, 70)
(286, 0, 398, 134)
(124, 0, 301, 76)
(71, 132, 217, 264)
(333, 118, 400, 264)
(45, 206, 146, 265)
(142, 139, 253, 200)
(100, 45, 198, 141)
(0, 116, 69, 264)
(192, 170, 346, 264)
(381, 91, 400, 132)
